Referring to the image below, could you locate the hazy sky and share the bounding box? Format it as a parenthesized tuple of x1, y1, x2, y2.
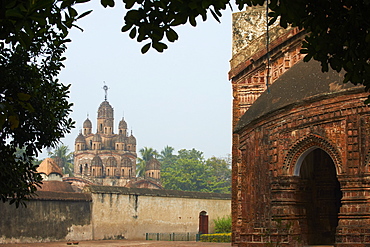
(44, 1, 234, 159)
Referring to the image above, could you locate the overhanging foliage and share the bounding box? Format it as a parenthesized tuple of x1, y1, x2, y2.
(0, 0, 90, 206)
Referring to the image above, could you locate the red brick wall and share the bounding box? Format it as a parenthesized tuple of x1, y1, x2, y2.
(230, 11, 370, 245)
(232, 85, 370, 245)
(230, 22, 307, 246)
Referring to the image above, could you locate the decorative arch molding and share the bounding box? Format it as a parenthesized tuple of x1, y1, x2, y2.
(283, 134, 343, 176)
(106, 157, 117, 167)
(121, 156, 132, 167)
(91, 155, 103, 167)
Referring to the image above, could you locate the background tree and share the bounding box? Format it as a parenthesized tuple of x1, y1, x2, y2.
(0, 0, 90, 206)
(15, 147, 42, 167)
(158, 145, 176, 170)
(136, 147, 158, 177)
(177, 148, 204, 161)
(205, 156, 231, 193)
(48, 144, 74, 176)
(160, 148, 231, 193)
(161, 157, 210, 192)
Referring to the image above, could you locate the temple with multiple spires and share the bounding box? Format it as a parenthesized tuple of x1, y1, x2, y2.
(73, 86, 161, 188)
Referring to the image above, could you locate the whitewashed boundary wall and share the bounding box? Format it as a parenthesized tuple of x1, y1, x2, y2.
(87, 186, 231, 240)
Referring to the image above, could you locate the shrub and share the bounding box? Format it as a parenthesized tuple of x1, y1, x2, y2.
(199, 233, 231, 242)
(213, 215, 232, 233)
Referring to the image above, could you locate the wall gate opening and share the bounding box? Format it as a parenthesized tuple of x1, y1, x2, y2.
(199, 211, 208, 234)
(298, 148, 342, 245)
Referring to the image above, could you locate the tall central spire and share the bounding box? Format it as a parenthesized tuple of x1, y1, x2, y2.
(103, 82, 108, 101)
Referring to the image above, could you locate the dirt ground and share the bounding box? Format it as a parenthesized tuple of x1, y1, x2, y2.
(0, 240, 231, 247)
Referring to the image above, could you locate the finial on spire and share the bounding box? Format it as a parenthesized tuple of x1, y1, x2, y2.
(103, 81, 109, 101)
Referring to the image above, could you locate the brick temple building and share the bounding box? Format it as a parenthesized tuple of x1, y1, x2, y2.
(73, 86, 162, 190)
(230, 6, 370, 246)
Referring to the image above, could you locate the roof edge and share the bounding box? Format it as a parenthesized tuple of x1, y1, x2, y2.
(234, 87, 365, 133)
(86, 185, 231, 200)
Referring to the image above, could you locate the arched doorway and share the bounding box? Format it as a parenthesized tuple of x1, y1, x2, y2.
(298, 148, 342, 245)
(199, 211, 208, 234)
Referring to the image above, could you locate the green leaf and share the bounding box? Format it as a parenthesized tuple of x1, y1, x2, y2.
(5, 8, 24, 18)
(129, 27, 137, 39)
(152, 41, 168, 52)
(200, 11, 207, 22)
(77, 10, 93, 20)
(0, 113, 6, 129)
(124, 0, 136, 9)
(300, 48, 309, 54)
(8, 115, 19, 130)
(210, 9, 221, 23)
(68, 7, 78, 18)
(165, 29, 178, 42)
(101, 0, 115, 8)
(19, 31, 31, 48)
(303, 53, 312, 62)
(121, 24, 133, 32)
(279, 16, 288, 29)
(321, 62, 329, 72)
(268, 16, 278, 26)
(329, 57, 342, 72)
(17, 93, 31, 101)
(30, 15, 47, 26)
(189, 16, 197, 27)
(152, 28, 164, 41)
(137, 31, 146, 42)
(125, 10, 139, 22)
(141, 43, 151, 54)
(343, 72, 352, 83)
(171, 17, 187, 26)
